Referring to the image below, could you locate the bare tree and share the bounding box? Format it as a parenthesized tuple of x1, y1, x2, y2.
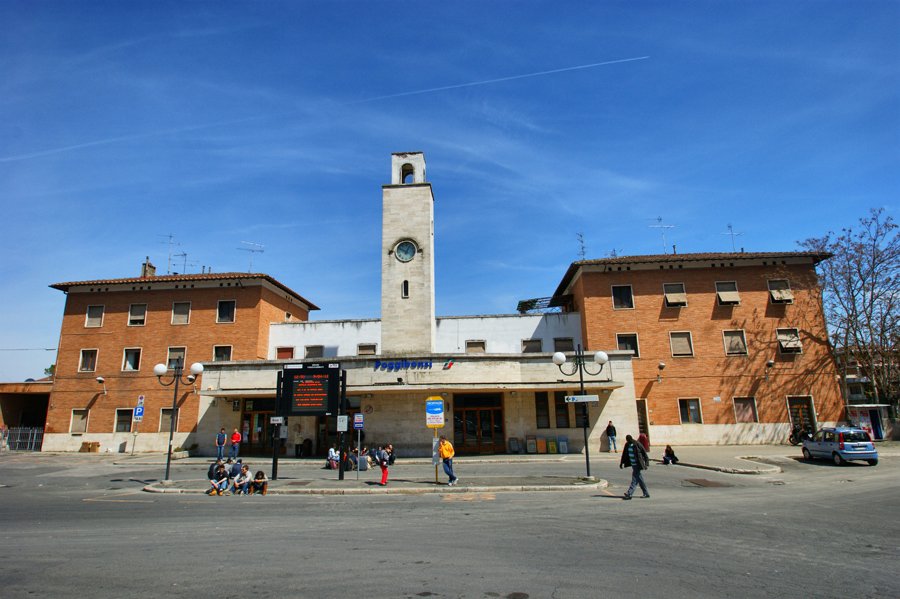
(801, 208, 900, 412)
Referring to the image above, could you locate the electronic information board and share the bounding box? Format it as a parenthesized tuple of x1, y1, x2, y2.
(279, 362, 341, 416)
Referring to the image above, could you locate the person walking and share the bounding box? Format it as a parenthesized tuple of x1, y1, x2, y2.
(619, 434, 650, 500)
(215, 427, 227, 460)
(229, 427, 241, 459)
(378, 444, 393, 486)
(291, 425, 304, 458)
(438, 435, 458, 486)
(605, 421, 618, 453)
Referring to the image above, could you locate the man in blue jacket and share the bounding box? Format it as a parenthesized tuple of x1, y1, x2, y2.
(215, 428, 227, 460)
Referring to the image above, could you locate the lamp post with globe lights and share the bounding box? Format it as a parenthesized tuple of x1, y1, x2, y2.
(153, 359, 204, 482)
(552, 345, 608, 479)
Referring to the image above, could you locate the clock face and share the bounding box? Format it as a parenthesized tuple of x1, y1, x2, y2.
(395, 241, 417, 262)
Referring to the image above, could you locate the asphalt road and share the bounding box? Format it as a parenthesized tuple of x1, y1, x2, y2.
(0, 452, 897, 599)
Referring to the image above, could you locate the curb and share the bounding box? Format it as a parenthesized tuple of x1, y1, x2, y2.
(143, 480, 607, 495)
(650, 456, 782, 475)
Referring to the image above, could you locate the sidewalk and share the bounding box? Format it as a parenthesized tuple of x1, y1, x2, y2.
(139, 442, 900, 495)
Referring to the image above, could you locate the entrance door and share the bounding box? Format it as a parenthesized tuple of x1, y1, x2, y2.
(452, 393, 505, 454)
(240, 398, 278, 456)
(636, 399, 650, 439)
(787, 396, 816, 433)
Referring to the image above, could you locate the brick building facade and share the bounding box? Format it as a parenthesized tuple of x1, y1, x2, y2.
(42, 263, 317, 452)
(553, 252, 844, 445)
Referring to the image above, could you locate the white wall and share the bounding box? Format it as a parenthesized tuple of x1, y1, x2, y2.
(268, 313, 583, 358)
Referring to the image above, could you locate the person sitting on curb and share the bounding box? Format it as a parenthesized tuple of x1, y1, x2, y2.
(207, 463, 229, 495)
(231, 464, 253, 495)
(207, 459, 222, 483)
(251, 470, 268, 495)
(663, 445, 679, 465)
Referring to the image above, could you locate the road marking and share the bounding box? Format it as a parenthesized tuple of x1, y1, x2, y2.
(83, 491, 154, 503)
(442, 492, 496, 502)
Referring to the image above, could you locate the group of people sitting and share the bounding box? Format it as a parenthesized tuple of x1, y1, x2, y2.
(206, 458, 268, 496)
(326, 444, 394, 471)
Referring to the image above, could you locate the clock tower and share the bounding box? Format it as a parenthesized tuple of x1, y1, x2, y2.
(380, 152, 436, 354)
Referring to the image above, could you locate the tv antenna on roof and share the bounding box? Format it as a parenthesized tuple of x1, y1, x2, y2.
(576, 232, 587, 260)
(721, 223, 744, 251)
(173, 251, 197, 274)
(237, 241, 265, 272)
(648, 217, 675, 254)
(158, 233, 181, 274)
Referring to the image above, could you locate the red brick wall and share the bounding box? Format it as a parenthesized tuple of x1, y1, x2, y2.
(577, 262, 842, 427)
(46, 281, 307, 435)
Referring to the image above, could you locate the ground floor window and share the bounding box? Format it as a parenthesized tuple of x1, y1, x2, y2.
(159, 408, 178, 433)
(71, 409, 88, 433)
(553, 391, 571, 428)
(679, 398, 702, 424)
(535, 392, 550, 428)
(733, 397, 758, 423)
(115, 408, 133, 432)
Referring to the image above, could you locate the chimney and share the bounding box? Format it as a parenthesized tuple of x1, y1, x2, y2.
(141, 257, 157, 278)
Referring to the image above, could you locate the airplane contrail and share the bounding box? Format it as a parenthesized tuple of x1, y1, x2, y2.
(0, 56, 649, 163)
(348, 56, 650, 104)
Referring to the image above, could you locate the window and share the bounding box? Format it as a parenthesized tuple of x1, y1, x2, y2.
(167, 347, 186, 369)
(127, 303, 147, 326)
(85, 305, 104, 327)
(79, 349, 98, 372)
(465, 340, 486, 354)
(669, 332, 694, 357)
(663, 283, 687, 307)
(217, 300, 236, 323)
(768, 279, 794, 304)
(554, 338, 575, 353)
(115, 409, 133, 433)
(122, 348, 141, 371)
(535, 392, 550, 428)
(612, 285, 634, 309)
(777, 328, 802, 354)
(522, 339, 542, 353)
(616, 333, 640, 358)
(276, 347, 294, 360)
(305, 345, 324, 359)
(723, 330, 748, 356)
(159, 408, 178, 433)
(70, 409, 89, 433)
(715, 281, 740, 306)
(733, 397, 758, 423)
(401, 280, 409, 299)
(358, 343, 377, 356)
(172, 301, 191, 325)
(679, 398, 702, 424)
(554, 391, 571, 428)
(213, 346, 232, 361)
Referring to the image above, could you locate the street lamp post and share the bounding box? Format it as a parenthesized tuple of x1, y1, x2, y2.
(552, 344, 608, 479)
(153, 358, 204, 482)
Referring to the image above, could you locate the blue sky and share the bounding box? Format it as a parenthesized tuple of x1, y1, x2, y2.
(1, 1, 898, 381)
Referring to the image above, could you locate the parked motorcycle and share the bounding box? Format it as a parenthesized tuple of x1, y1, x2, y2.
(788, 424, 812, 445)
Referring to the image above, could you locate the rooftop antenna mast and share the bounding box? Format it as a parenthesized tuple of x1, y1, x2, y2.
(158, 233, 181, 274)
(237, 241, 265, 272)
(649, 217, 675, 254)
(576, 232, 587, 260)
(721, 223, 744, 252)
(173, 251, 197, 274)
